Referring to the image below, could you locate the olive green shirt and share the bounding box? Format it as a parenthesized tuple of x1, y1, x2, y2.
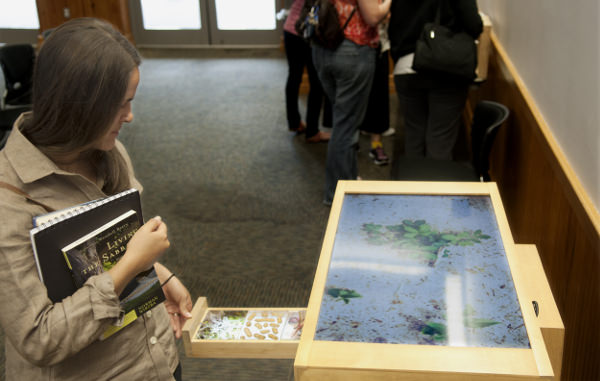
(0, 116, 179, 380)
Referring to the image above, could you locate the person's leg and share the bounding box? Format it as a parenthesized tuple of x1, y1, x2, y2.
(173, 363, 182, 381)
(305, 45, 329, 140)
(394, 74, 428, 157)
(323, 41, 375, 204)
(362, 48, 389, 135)
(284, 31, 307, 132)
(364, 49, 390, 165)
(322, 95, 333, 128)
(425, 83, 469, 160)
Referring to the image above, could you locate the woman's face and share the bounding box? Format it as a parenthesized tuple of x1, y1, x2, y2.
(93, 67, 140, 151)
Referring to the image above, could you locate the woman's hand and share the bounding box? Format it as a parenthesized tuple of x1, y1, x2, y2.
(162, 275, 193, 339)
(126, 216, 170, 273)
(109, 216, 170, 295)
(154, 262, 192, 339)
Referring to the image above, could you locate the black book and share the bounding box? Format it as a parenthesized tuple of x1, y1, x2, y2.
(29, 189, 165, 338)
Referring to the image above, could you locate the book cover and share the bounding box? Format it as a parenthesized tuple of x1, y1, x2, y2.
(60, 209, 165, 340)
(30, 189, 143, 303)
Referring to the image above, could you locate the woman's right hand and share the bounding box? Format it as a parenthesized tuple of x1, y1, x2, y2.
(108, 216, 170, 295)
(125, 216, 170, 273)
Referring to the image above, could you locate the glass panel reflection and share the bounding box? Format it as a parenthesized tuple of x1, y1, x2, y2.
(215, 0, 276, 30)
(141, 0, 201, 30)
(315, 194, 530, 348)
(0, 0, 39, 29)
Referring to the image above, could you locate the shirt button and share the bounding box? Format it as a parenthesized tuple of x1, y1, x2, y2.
(146, 311, 152, 318)
(150, 336, 158, 345)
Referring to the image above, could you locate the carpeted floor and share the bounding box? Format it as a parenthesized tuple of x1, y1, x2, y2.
(0, 47, 401, 381)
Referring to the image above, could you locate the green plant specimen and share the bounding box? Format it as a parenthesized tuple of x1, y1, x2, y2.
(421, 322, 447, 342)
(326, 287, 362, 304)
(420, 305, 500, 343)
(362, 220, 491, 266)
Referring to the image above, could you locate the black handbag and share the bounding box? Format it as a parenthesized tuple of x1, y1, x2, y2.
(412, 1, 477, 80)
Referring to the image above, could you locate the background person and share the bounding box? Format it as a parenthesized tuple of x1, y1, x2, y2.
(284, 0, 332, 142)
(388, 0, 483, 160)
(312, 0, 392, 205)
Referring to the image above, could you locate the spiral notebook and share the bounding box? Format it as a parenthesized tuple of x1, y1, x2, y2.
(30, 188, 144, 303)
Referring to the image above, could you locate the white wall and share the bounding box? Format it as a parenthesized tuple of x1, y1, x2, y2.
(478, 0, 600, 212)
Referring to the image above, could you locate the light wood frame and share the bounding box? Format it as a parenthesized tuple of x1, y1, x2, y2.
(294, 181, 560, 380)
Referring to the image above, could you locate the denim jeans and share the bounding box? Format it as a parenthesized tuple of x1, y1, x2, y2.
(312, 40, 376, 203)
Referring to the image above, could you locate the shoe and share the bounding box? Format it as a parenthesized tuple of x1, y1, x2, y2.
(382, 127, 396, 137)
(369, 146, 390, 165)
(306, 131, 331, 143)
(290, 122, 306, 134)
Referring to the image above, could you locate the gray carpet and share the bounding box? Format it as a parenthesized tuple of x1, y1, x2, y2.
(0, 48, 400, 381)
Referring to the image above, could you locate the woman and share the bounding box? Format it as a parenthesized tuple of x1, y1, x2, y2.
(388, 0, 483, 160)
(284, 0, 332, 142)
(311, 0, 391, 205)
(0, 18, 191, 380)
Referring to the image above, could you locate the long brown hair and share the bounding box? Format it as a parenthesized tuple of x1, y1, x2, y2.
(20, 18, 141, 194)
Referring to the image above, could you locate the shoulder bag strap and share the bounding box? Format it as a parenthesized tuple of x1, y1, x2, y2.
(342, 6, 356, 31)
(0, 181, 56, 213)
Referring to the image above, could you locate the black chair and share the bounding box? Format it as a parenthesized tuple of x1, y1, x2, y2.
(0, 44, 35, 108)
(392, 100, 510, 182)
(0, 107, 29, 150)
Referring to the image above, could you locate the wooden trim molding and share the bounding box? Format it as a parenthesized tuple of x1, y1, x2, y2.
(466, 32, 600, 381)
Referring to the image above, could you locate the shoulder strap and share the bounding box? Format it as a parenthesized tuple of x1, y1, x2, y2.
(342, 6, 357, 30)
(0, 181, 56, 213)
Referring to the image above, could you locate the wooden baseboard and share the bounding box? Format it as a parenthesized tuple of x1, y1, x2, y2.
(465, 33, 600, 381)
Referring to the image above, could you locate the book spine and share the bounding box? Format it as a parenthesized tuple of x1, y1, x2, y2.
(32, 189, 136, 232)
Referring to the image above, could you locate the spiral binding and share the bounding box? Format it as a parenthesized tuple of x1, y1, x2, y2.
(32, 189, 137, 234)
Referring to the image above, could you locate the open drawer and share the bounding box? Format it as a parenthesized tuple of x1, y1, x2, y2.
(182, 297, 306, 359)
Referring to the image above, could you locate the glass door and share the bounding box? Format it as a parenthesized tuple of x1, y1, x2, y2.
(129, 0, 209, 46)
(208, 0, 280, 45)
(129, 0, 282, 47)
(0, 0, 39, 44)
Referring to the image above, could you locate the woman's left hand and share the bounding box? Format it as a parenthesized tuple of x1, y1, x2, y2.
(161, 275, 193, 339)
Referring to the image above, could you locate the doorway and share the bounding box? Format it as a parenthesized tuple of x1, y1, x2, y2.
(129, 0, 283, 47)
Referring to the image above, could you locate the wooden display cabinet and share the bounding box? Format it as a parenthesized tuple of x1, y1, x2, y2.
(293, 181, 563, 380)
(182, 181, 563, 380)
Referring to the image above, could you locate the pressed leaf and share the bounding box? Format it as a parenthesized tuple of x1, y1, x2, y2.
(422, 322, 447, 336)
(442, 234, 457, 241)
(404, 226, 418, 233)
(464, 318, 500, 328)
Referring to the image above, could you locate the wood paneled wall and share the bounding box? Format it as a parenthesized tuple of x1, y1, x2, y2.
(467, 34, 600, 381)
(35, 0, 133, 42)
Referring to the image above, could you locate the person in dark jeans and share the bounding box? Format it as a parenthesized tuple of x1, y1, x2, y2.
(283, 0, 332, 143)
(360, 45, 391, 166)
(312, 0, 391, 205)
(388, 0, 482, 160)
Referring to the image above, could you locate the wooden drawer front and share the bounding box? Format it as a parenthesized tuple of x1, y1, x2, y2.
(183, 297, 305, 359)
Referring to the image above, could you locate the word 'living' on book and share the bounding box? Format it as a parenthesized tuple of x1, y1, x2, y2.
(60, 208, 166, 340)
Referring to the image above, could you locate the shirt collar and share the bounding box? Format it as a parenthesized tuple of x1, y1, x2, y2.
(4, 112, 63, 185)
